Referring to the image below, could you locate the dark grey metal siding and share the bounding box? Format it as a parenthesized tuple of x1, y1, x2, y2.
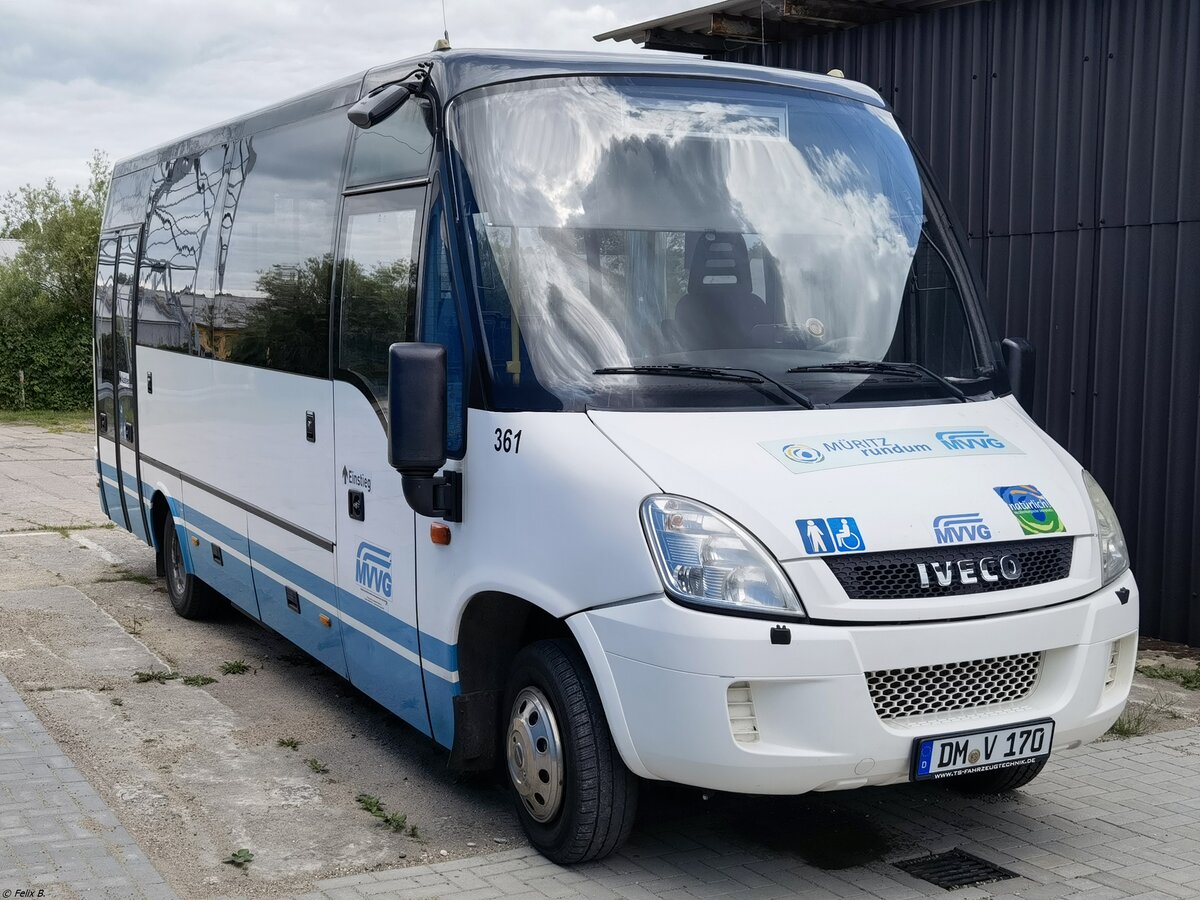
(728, 0, 1200, 644)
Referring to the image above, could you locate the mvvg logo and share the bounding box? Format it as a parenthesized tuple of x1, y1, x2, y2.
(355, 541, 392, 600)
(933, 513, 993, 544)
(935, 429, 1007, 451)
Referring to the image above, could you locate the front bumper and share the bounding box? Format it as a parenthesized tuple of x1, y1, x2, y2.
(569, 569, 1139, 794)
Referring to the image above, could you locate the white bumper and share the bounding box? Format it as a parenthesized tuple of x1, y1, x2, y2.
(569, 570, 1139, 794)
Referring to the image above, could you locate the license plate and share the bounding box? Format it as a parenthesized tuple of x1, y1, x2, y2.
(911, 719, 1054, 781)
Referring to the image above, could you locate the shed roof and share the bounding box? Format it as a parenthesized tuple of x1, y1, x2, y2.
(595, 0, 983, 53)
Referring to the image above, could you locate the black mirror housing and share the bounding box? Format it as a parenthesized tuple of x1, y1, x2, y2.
(388, 343, 461, 521)
(1001, 337, 1036, 411)
(388, 343, 447, 475)
(348, 83, 413, 129)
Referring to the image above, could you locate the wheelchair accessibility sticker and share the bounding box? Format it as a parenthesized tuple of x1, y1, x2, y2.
(796, 516, 866, 555)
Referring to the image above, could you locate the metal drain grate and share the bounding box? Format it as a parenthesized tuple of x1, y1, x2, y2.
(895, 849, 1018, 890)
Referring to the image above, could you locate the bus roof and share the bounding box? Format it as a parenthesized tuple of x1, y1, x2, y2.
(113, 47, 884, 178)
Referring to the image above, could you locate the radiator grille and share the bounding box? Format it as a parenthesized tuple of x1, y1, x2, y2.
(867, 651, 1043, 720)
(826, 537, 1073, 600)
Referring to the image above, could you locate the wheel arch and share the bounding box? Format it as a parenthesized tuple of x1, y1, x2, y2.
(448, 590, 573, 771)
(149, 490, 171, 577)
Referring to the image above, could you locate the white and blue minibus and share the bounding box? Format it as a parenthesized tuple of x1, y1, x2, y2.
(94, 48, 1138, 862)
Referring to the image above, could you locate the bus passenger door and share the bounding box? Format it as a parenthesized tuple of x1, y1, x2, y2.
(113, 227, 150, 543)
(332, 188, 429, 737)
(95, 226, 149, 540)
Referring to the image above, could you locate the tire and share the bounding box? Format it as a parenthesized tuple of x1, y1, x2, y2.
(502, 639, 638, 864)
(162, 511, 219, 620)
(946, 757, 1047, 795)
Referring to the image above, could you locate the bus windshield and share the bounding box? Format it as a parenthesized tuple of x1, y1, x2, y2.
(450, 75, 998, 411)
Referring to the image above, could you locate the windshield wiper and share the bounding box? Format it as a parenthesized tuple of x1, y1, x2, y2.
(593, 365, 815, 409)
(785, 360, 968, 402)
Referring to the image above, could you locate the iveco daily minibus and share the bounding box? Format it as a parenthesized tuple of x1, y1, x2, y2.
(93, 48, 1138, 863)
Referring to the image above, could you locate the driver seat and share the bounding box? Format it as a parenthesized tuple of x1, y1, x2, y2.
(674, 232, 768, 350)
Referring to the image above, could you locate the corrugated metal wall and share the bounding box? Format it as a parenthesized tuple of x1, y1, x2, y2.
(728, 0, 1200, 644)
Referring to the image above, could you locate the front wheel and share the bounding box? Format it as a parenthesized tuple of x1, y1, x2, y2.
(946, 758, 1047, 795)
(503, 640, 638, 863)
(162, 511, 220, 620)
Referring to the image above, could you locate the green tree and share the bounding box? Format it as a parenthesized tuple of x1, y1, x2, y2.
(0, 152, 109, 409)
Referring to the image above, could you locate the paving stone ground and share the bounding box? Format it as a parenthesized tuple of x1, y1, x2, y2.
(304, 728, 1200, 899)
(0, 671, 178, 900)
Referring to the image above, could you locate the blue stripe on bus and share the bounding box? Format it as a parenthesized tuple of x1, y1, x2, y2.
(113, 463, 462, 745)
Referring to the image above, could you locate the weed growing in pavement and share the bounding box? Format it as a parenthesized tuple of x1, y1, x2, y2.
(1137, 664, 1200, 690)
(220, 659, 251, 675)
(97, 569, 155, 586)
(1107, 695, 1180, 737)
(356, 793, 415, 833)
(306, 758, 329, 774)
(277, 738, 301, 750)
(182, 674, 217, 686)
(125, 617, 144, 635)
(133, 670, 179, 684)
(224, 848, 254, 870)
(111, 697, 124, 706)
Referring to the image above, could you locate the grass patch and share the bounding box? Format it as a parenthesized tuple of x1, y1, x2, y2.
(97, 569, 156, 586)
(277, 738, 301, 751)
(224, 848, 254, 869)
(306, 758, 329, 774)
(0, 409, 93, 433)
(220, 659, 251, 675)
(1107, 695, 1181, 738)
(355, 793, 413, 833)
(182, 674, 217, 686)
(133, 670, 179, 684)
(1137, 664, 1200, 691)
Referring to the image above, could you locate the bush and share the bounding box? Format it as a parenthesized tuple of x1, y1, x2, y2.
(0, 152, 107, 411)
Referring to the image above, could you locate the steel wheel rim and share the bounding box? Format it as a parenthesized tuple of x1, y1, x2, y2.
(167, 528, 186, 598)
(507, 686, 564, 823)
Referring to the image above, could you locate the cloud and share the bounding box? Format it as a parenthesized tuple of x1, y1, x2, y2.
(0, 0, 682, 197)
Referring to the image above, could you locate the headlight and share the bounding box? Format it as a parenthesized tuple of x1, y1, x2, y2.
(640, 495, 805, 618)
(1082, 470, 1129, 586)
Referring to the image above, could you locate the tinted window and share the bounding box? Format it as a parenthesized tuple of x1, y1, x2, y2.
(420, 201, 465, 456)
(104, 168, 152, 229)
(347, 99, 434, 187)
(216, 113, 348, 377)
(337, 189, 422, 409)
(94, 237, 117, 438)
(138, 146, 226, 353)
(114, 233, 138, 447)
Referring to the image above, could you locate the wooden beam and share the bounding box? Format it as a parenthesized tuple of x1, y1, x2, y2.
(708, 12, 819, 42)
(764, 0, 897, 27)
(642, 28, 725, 53)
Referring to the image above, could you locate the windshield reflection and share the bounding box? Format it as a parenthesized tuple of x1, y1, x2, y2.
(451, 76, 990, 411)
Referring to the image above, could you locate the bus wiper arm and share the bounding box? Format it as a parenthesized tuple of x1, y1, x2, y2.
(786, 360, 968, 402)
(594, 364, 763, 384)
(593, 365, 815, 409)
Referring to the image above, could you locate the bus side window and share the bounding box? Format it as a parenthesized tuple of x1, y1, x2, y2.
(419, 201, 465, 458)
(337, 190, 423, 413)
(346, 99, 434, 188)
(216, 113, 345, 377)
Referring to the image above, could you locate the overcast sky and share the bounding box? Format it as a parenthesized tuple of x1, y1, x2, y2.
(0, 0, 684, 200)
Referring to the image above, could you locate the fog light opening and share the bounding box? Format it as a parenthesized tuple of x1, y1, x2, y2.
(726, 681, 759, 744)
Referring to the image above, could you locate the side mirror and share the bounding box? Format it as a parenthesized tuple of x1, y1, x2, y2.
(348, 83, 413, 129)
(388, 343, 461, 521)
(1001, 337, 1036, 411)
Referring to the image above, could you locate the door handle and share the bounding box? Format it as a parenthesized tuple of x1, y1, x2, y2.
(306, 410, 316, 443)
(124, 421, 134, 443)
(99, 411, 108, 433)
(147, 371, 153, 394)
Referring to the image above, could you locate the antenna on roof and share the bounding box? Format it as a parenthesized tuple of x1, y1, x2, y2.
(434, 0, 451, 51)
